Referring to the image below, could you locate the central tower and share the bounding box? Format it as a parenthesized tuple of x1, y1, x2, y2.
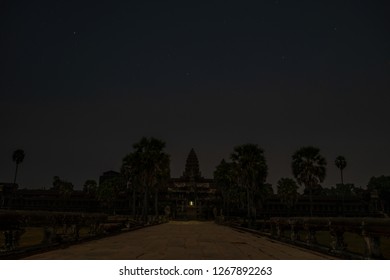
(168, 148, 216, 220)
(181, 148, 202, 180)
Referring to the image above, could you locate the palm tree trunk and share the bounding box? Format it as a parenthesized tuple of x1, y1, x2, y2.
(247, 188, 254, 228)
(143, 187, 148, 223)
(132, 187, 136, 217)
(226, 192, 230, 217)
(309, 186, 313, 217)
(13, 163, 19, 185)
(340, 169, 344, 216)
(222, 191, 227, 216)
(246, 188, 251, 220)
(9, 163, 20, 209)
(154, 188, 158, 217)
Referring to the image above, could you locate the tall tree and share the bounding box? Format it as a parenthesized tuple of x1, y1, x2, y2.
(292, 146, 326, 217)
(122, 137, 170, 223)
(83, 179, 97, 196)
(153, 153, 170, 216)
(214, 159, 235, 216)
(52, 176, 74, 198)
(12, 149, 25, 185)
(277, 178, 299, 216)
(96, 176, 125, 214)
(230, 144, 268, 225)
(367, 175, 390, 215)
(122, 152, 141, 217)
(50, 176, 73, 211)
(335, 156, 347, 185)
(334, 183, 354, 216)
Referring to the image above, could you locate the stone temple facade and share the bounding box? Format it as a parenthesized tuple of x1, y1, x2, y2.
(167, 148, 217, 220)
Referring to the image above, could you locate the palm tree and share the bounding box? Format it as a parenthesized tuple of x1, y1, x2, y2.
(276, 178, 299, 216)
(122, 137, 170, 223)
(292, 146, 326, 217)
(230, 144, 268, 225)
(335, 156, 347, 185)
(12, 149, 25, 185)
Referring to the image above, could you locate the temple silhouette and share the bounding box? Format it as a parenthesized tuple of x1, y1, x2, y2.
(0, 148, 381, 218)
(169, 148, 216, 219)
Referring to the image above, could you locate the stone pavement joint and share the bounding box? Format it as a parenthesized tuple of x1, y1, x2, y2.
(24, 221, 337, 260)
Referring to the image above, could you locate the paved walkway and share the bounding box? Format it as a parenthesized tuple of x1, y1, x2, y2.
(24, 221, 336, 260)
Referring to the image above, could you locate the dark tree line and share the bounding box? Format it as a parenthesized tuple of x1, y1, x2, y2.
(6, 143, 389, 218)
(214, 145, 390, 218)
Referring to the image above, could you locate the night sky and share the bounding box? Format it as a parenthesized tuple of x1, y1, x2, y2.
(1, 0, 389, 191)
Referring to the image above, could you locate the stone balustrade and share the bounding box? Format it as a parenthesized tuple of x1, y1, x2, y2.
(0, 210, 108, 253)
(0, 210, 169, 256)
(269, 217, 390, 259)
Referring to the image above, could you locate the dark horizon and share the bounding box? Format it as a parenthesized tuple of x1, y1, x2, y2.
(1, 0, 389, 190)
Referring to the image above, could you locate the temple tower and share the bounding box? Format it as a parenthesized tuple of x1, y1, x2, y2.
(182, 148, 202, 180)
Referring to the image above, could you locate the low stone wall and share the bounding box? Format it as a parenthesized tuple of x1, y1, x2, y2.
(217, 216, 390, 259)
(0, 210, 109, 253)
(269, 217, 390, 259)
(0, 210, 169, 257)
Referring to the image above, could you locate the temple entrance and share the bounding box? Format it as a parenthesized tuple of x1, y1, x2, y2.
(168, 148, 217, 221)
(186, 206, 197, 220)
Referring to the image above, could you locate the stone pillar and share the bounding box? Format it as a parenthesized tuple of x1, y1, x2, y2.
(362, 233, 383, 259)
(330, 228, 346, 251)
(276, 223, 284, 239)
(289, 222, 301, 242)
(305, 228, 317, 245)
(361, 221, 384, 259)
(3, 229, 25, 250)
